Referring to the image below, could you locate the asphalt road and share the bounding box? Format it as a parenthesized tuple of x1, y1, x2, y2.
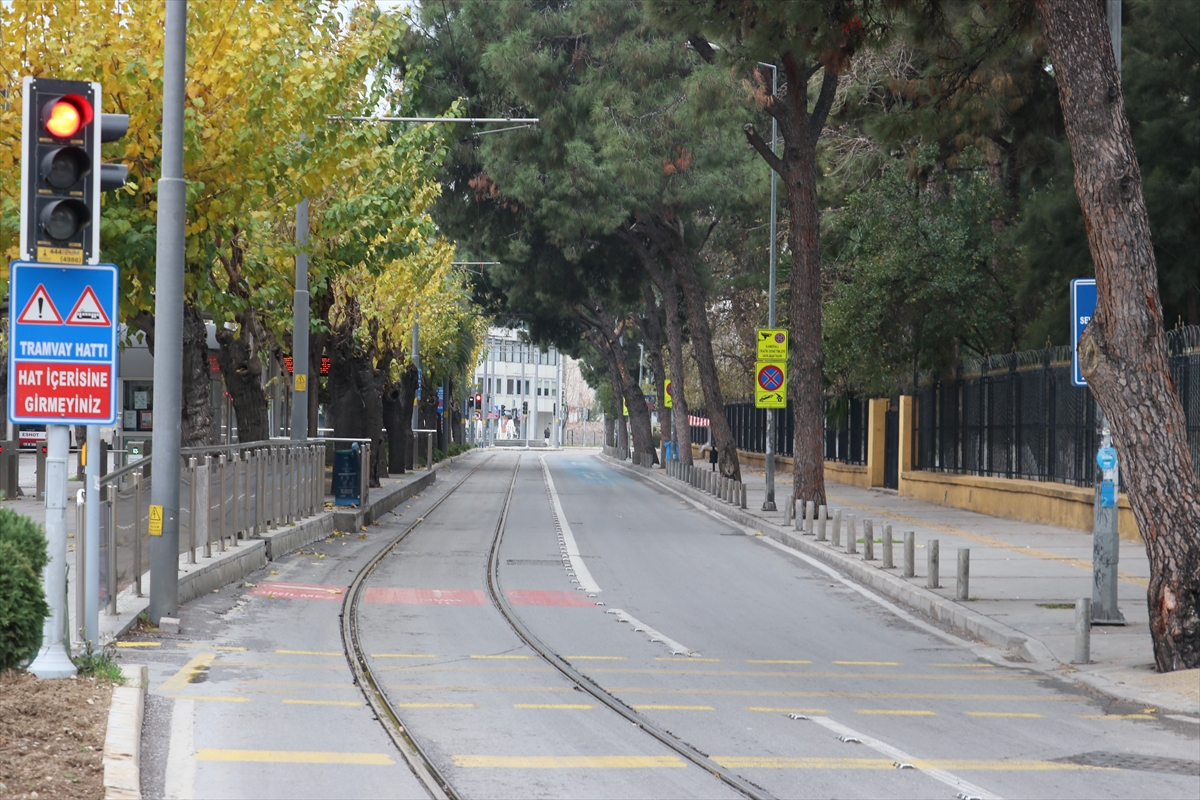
(134, 450, 1199, 799)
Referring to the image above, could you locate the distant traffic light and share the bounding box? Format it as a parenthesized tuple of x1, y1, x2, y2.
(21, 76, 128, 265)
(522, 401, 528, 415)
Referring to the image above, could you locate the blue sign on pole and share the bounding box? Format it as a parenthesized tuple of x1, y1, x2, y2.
(1096, 445, 1118, 471)
(1070, 278, 1097, 387)
(8, 261, 119, 425)
(436, 385, 444, 416)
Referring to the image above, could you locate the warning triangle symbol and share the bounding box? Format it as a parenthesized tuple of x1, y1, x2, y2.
(66, 286, 111, 327)
(17, 284, 63, 325)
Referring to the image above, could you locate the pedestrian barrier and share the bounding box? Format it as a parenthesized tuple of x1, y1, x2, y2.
(78, 438, 366, 615)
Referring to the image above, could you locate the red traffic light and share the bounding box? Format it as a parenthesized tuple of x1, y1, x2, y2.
(475, 393, 482, 406)
(43, 95, 93, 139)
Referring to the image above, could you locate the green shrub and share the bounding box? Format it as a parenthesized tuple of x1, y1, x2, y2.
(0, 507, 49, 575)
(0, 539, 49, 672)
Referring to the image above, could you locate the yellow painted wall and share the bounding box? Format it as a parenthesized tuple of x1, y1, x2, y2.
(899, 470, 1142, 541)
(866, 398, 889, 487)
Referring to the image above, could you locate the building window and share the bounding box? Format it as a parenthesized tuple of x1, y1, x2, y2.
(525, 380, 531, 395)
(506, 378, 514, 394)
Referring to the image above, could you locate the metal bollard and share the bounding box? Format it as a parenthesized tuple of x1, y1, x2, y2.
(846, 514, 857, 554)
(831, 509, 842, 548)
(927, 539, 940, 588)
(805, 501, 815, 535)
(903, 531, 915, 577)
(1073, 598, 1092, 664)
(863, 519, 875, 560)
(191, 457, 201, 561)
(816, 505, 827, 541)
(740, 483, 747, 509)
(882, 524, 893, 569)
(957, 548, 970, 600)
(134, 470, 143, 595)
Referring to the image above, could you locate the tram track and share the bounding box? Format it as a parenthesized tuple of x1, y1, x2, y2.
(340, 452, 775, 800)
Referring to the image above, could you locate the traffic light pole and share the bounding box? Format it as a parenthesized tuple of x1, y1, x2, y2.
(291, 195, 310, 441)
(29, 425, 75, 678)
(149, 0, 188, 624)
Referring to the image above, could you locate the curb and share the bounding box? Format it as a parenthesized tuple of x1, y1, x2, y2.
(600, 454, 1055, 665)
(103, 663, 147, 800)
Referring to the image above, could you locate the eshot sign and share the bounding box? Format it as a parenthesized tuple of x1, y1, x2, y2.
(8, 261, 118, 425)
(1070, 278, 1097, 387)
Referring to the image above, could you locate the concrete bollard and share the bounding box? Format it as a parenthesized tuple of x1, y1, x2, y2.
(805, 501, 815, 535)
(794, 498, 803, 531)
(1073, 598, 1092, 664)
(882, 524, 893, 569)
(903, 531, 915, 577)
(927, 539, 940, 588)
(831, 510, 842, 548)
(846, 514, 857, 554)
(783, 496, 792, 523)
(956, 548, 970, 600)
(863, 519, 875, 560)
(816, 505, 827, 541)
(740, 483, 747, 509)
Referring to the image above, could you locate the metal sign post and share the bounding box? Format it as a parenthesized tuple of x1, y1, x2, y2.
(9, 261, 119, 675)
(1071, 278, 1123, 624)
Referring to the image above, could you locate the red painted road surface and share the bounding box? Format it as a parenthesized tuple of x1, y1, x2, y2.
(251, 582, 594, 607)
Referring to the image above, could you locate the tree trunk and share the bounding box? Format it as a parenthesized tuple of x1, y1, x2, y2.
(591, 330, 655, 462)
(665, 249, 739, 480)
(215, 313, 269, 444)
(327, 300, 385, 486)
(1037, 0, 1200, 671)
(661, 269, 693, 466)
(181, 303, 214, 448)
(638, 276, 669, 463)
(383, 371, 408, 474)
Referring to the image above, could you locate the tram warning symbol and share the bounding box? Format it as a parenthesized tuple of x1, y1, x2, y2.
(16, 284, 63, 324)
(66, 286, 112, 326)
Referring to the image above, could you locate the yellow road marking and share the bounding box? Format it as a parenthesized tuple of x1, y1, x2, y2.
(395, 702, 476, 708)
(239, 680, 357, 689)
(159, 653, 216, 694)
(1077, 713, 1157, 720)
(276, 649, 341, 656)
(713, 757, 1104, 771)
(168, 695, 249, 703)
(565, 656, 627, 661)
(211, 661, 343, 670)
(470, 654, 531, 660)
(609, 688, 1079, 701)
(747, 660, 812, 664)
(967, 711, 1044, 718)
(197, 749, 394, 765)
(452, 755, 686, 769)
(833, 661, 901, 666)
(747, 707, 828, 714)
(117, 641, 160, 647)
(178, 643, 247, 651)
(656, 657, 720, 662)
(587, 668, 1014, 680)
(370, 653, 437, 659)
(632, 704, 714, 711)
(931, 663, 993, 668)
(855, 709, 936, 716)
(514, 703, 595, 709)
(282, 699, 362, 707)
(828, 493, 1149, 588)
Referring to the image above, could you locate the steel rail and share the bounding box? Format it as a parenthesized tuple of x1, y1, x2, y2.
(484, 459, 777, 800)
(339, 455, 495, 800)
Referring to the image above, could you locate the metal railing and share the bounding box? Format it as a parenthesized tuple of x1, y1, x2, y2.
(80, 438, 367, 615)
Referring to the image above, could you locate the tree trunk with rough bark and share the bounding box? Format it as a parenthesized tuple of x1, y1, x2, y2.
(181, 303, 214, 448)
(661, 270, 693, 466)
(327, 300, 384, 487)
(743, 61, 840, 508)
(590, 329, 655, 463)
(1037, 0, 1200, 671)
(638, 277, 669, 463)
(665, 249, 739, 480)
(215, 312, 269, 445)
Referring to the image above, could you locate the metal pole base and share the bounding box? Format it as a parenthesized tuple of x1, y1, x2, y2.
(761, 500, 777, 511)
(29, 642, 76, 678)
(1091, 609, 1126, 626)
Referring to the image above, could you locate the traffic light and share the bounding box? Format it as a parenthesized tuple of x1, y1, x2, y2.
(475, 392, 482, 408)
(467, 395, 474, 410)
(522, 401, 528, 415)
(21, 76, 129, 265)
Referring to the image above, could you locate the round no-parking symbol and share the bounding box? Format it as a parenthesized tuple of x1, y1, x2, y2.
(758, 364, 784, 392)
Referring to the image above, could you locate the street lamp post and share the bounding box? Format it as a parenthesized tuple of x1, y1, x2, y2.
(760, 61, 780, 512)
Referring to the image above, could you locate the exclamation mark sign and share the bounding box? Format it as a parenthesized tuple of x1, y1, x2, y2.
(37, 298, 44, 319)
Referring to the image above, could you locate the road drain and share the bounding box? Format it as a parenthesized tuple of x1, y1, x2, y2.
(1052, 751, 1200, 776)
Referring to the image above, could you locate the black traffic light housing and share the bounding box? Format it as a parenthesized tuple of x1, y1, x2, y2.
(21, 76, 129, 265)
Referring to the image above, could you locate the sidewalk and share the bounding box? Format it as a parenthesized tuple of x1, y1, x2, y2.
(627, 457, 1199, 719)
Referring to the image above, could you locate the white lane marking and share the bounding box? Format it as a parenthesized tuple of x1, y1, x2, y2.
(164, 697, 196, 799)
(540, 456, 601, 593)
(810, 716, 1000, 799)
(607, 609, 694, 657)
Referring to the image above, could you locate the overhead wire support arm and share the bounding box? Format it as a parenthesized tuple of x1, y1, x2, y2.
(327, 116, 539, 124)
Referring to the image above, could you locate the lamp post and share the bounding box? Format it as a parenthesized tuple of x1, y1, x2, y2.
(759, 61, 780, 512)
